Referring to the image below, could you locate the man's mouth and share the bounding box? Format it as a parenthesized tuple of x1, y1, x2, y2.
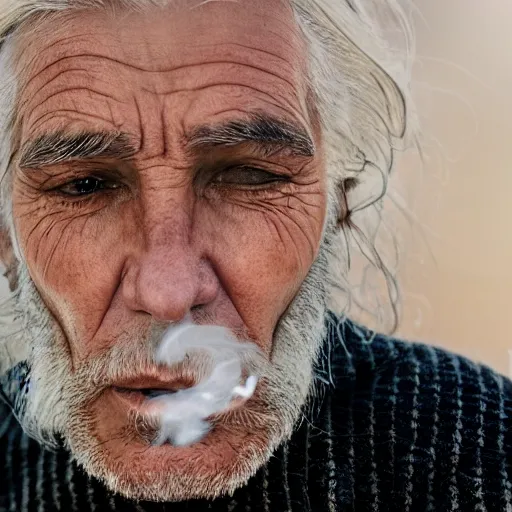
(115, 387, 176, 398)
(111, 375, 196, 405)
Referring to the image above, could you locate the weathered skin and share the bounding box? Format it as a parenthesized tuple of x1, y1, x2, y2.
(10, 0, 327, 499)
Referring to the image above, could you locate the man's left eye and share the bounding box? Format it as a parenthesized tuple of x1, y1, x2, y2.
(213, 167, 287, 186)
(58, 177, 118, 196)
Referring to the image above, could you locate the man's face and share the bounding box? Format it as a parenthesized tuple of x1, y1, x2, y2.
(9, 0, 327, 501)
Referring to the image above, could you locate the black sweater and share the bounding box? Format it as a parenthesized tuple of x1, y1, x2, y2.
(1, 314, 512, 511)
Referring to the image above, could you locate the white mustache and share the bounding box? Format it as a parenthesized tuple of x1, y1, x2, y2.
(146, 315, 262, 447)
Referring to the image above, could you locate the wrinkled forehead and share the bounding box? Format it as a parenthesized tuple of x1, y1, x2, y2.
(10, 0, 312, 148)
(21, 1, 299, 58)
(12, 0, 307, 95)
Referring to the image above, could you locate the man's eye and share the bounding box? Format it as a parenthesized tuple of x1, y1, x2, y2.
(57, 177, 117, 196)
(213, 167, 287, 186)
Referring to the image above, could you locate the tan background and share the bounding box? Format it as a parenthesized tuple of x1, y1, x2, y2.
(0, 1, 510, 375)
(391, 0, 512, 375)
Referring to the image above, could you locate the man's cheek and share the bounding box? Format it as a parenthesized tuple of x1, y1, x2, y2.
(211, 201, 321, 274)
(14, 205, 124, 327)
(207, 211, 312, 323)
(18, 213, 85, 286)
(21, 217, 95, 287)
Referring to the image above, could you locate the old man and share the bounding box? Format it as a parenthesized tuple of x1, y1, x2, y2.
(0, 0, 511, 511)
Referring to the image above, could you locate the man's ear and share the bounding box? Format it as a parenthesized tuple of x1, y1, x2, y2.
(0, 226, 18, 292)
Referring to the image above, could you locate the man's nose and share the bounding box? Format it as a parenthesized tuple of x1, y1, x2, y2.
(121, 227, 219, 324)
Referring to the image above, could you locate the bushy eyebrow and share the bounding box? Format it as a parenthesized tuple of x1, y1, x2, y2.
(186, 113, 315, 158)
(17, 114, 315, 170)
(18, 130, 138, 170)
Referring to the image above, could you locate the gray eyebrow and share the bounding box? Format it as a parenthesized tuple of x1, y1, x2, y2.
(18, 115, 315, 170)
(187, 114, 315, 158)
(18, 130, 137, 169)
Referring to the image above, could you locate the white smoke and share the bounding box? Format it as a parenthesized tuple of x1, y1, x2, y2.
(146, 314, 261, 447)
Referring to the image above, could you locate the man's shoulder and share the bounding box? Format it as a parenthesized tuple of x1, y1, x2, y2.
(0, 401, 26, 511)
(0, 400, 21, 444)
(325, 312, 512, 465)
(327, 313, 512, 401)
(314, 314, 512, 510)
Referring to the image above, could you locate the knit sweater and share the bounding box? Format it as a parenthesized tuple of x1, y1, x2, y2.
(1, 313, 512, 511)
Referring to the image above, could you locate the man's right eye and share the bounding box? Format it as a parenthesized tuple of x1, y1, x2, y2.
(57, 177, 119, 196)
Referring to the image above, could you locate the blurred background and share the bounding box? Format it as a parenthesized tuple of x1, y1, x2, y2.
(0, 0, 510, 375)
(388, 0, 512, 375)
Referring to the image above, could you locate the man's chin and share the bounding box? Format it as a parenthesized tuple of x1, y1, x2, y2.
(65, 387, 275, 502)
